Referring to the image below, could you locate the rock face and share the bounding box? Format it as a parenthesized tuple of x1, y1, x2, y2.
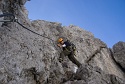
(0, 0, 125, 84)
(65, 64, 125, 84)
(112, 41, 125, 71)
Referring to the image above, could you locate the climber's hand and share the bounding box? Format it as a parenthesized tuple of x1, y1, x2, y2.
(57, 44, 62, 47)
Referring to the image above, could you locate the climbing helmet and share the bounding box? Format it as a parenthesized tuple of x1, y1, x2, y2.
(58, 38, 63, 43)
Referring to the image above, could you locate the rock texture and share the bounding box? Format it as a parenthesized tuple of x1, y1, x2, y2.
(112, 41, 125, 71)
(0, 0, 125, 84)
(65, 64, 125, 84)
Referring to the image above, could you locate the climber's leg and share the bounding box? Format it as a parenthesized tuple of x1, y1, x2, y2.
(68, 52, 81, 67)
(59, 50, 70, 62)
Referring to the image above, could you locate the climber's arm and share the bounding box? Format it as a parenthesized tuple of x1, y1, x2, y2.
(57, 44, 66, 48)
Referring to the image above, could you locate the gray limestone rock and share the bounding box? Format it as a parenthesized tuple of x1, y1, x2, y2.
(113, 41, 125, 71)
(0, 0, 125, 84)
(65, 64, 125, 84)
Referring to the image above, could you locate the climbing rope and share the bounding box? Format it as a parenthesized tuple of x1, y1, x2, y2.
(0, 13, 59, 51)
(0, 14, 54, 40)
(16, 21, 54, 41)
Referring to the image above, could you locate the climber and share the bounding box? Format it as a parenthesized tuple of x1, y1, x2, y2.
(57, 38, 82, 67)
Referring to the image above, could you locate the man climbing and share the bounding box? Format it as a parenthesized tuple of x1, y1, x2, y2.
(57, 38, 81, 67)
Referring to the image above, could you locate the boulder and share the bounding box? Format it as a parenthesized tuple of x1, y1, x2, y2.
(113, 41, 125, 70)
(64, 64, 125, 84)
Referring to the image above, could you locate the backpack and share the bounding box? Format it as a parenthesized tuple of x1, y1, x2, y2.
(67, 40, 76, 52)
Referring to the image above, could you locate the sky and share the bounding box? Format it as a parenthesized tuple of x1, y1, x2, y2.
(25, 0, 125, 48)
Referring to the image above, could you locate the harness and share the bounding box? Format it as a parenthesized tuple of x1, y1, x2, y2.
(63, 40, 76, 53)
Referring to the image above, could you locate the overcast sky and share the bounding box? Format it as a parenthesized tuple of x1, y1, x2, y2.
(25, 0, 125, 48)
